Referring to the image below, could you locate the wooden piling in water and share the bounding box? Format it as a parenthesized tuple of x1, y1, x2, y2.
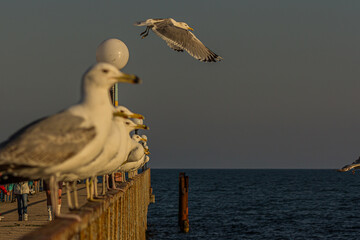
(178, 172, 189, 233)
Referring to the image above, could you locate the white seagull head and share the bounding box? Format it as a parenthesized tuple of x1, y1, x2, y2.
(113, 106, 145, 119)
(176, 22, 194, 31)
(124, 120, 149, 132)
(132, 134, 147, 142)
(83, 62, 141, 89)
(140, 135, 148, 142)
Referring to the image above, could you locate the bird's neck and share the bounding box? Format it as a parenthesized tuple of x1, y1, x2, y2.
(130, 139, 139, 149)
(169, 18, 177, 25)
(172, 21, 186, 30)
(81, 85, 113, 110)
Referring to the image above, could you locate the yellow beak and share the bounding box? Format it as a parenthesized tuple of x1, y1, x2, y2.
(114, 73, 141, 84)
(113, 112, 144, 119)
(136, 124, 150, 130)
(113, 111, 129, 118)
(129, 113, 145, 119)
(188, 27, 194, 31)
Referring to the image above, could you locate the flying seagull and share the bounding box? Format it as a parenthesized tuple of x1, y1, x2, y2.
(337, 156, 360, 172)
(135, 18, 223, 62)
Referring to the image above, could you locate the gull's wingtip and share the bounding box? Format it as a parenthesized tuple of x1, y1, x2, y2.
(200, 54, 223, 63)
(337, 164, 355, 172)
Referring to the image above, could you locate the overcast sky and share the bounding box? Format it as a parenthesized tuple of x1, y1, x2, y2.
(1, 1, 359, 169)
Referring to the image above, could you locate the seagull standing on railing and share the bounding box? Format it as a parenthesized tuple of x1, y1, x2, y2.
(0, 63, 141, 220)
(140, 135, 150, 170)
(119, 134, 149, 178)
(126, 134, 148, 163)
(97, 109, 149, 193)
(135, 18, 223, 62)
(120, 155, 149, 178)
(61, 107, 145, 202)
(140, 135, 150, 155)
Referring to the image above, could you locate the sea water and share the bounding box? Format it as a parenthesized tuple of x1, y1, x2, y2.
(147, 169, 360, 239)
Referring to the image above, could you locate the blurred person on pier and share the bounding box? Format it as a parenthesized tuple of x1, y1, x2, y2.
(0, 185, 9, 221)
(43, 180, 63, 221)
(14, 181, 30, 221)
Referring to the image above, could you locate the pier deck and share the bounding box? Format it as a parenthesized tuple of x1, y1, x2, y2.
(0, 169, 152, 240)
(0, 182, 92, 239)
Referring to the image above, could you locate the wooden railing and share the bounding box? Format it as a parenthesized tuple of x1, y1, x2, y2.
(21, 169, 153, 240)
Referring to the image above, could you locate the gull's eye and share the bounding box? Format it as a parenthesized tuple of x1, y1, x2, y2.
(102, 69, 109, 73)
(120, 110, 124, 113)
(125, 122, 130, 125)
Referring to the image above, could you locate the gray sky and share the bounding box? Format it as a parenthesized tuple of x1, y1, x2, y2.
(1, 1, 359, 169)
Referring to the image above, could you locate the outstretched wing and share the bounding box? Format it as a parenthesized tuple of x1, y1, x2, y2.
(337, 163, 360, 172)
(167, 41, 184, 52)
(152, 20, 222, 62)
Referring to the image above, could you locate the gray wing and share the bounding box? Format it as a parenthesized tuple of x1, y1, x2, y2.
(127, 145, 144, 162)
(337, 156, 360, 172)
(152, 21, 222, 62)
(167, 42, 184, 52)
(337, 163, 360, 172)
(0, 111, 96, 171)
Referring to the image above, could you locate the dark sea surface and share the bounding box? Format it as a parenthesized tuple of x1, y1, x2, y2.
(146, 169, 360, 240)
